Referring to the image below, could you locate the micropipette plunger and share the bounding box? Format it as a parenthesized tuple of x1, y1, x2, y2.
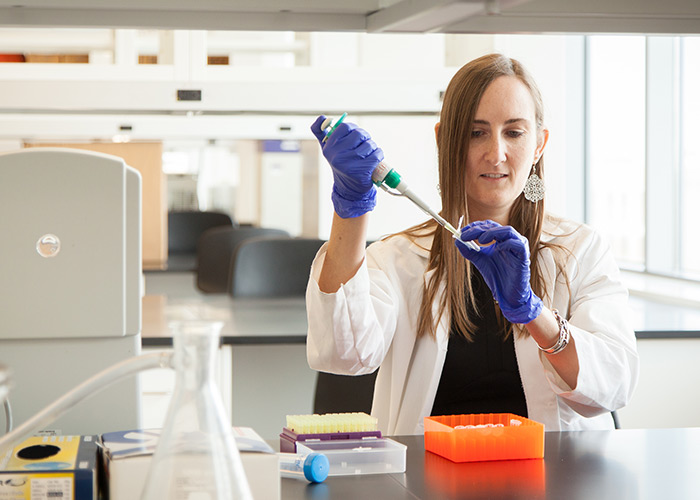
(320, 114, 479, 252)
(321, 112, 347, 143)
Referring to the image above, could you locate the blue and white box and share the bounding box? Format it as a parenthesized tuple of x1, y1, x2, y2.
(101, 427, 279, 500)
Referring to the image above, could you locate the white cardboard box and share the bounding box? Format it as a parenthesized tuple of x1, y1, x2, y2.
(100, 427, 279, 500)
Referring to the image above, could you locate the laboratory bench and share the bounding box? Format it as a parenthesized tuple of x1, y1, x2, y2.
(278, 427, 700, 500)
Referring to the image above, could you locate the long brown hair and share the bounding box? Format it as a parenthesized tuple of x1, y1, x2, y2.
(402, 53, 567, 340)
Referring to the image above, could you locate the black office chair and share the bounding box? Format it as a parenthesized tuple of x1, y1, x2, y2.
(229, 237, 325, 298)
(167, 210, 235, 271)
(196, 226, 290, 293)
(313, 371, 378, 415)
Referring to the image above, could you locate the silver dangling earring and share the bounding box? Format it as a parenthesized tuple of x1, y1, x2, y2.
(523, 163, 545, 203)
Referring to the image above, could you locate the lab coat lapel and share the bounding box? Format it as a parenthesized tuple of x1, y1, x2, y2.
(514, 244, 561, 430)
(514, 334, 561, 430)
(392, 265, 449, 435)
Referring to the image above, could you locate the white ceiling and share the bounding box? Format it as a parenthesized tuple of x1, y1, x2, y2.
(1, 0, 700, 34)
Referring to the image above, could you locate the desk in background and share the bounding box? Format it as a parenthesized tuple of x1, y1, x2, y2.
(142, 294, 307, 346)
(142, 271, 700, 342)
(141, 272, 314, 437)
(280, 428, 700, 499)
(140, 271, 700, 433)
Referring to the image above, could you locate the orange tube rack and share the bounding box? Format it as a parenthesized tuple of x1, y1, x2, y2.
(424, 413, 544, 462)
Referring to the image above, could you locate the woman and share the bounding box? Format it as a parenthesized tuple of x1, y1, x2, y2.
(306, 54, 639, 434)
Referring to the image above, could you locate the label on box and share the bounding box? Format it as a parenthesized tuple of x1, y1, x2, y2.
(0, 473, 73, 500)
(31, 476, 73, 500)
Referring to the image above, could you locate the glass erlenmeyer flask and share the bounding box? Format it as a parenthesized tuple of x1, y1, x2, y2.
(140, 321, 253, 500)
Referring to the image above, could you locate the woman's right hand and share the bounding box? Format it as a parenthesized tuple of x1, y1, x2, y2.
(311, 115, 384, 218)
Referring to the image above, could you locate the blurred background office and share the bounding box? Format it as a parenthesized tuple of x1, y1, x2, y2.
(1, 28, 698, 277)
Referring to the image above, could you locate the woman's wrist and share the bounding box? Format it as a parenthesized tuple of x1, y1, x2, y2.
(536, 309, 570, 354)
(527, 307, 579, 389)
(526, 308, 568, 354)
(318, 212, 369, 293)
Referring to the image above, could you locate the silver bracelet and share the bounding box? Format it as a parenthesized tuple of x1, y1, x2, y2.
(537, 309, 570, 355)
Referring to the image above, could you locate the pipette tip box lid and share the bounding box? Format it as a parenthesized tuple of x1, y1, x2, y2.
(424, 413, 544, 463)
(296, 437, 406, 476)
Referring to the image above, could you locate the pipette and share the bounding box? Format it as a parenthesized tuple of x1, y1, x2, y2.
(320, 114, 480, 252)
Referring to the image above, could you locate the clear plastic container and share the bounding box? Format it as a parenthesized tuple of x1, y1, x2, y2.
(140, 321, 253, 500)
(296, 437, 406, 476)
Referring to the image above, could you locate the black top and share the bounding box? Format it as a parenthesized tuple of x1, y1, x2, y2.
(431, 268, 528, 417)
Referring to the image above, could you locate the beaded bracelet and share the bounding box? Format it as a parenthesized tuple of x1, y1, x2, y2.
(537, 309, 570, 355)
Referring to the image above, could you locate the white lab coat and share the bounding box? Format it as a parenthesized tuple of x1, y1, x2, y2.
(306, 216, 639, 435)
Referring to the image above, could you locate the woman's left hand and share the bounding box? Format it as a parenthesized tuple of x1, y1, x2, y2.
(454, 220, 543, 324)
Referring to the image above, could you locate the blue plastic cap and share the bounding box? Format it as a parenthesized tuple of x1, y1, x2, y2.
(303, 453, 329, 483)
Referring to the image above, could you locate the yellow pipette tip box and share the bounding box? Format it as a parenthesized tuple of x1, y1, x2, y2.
(281, 412, 382, 453)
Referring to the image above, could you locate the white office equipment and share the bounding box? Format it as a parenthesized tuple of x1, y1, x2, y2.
(0, 148, 142, 435)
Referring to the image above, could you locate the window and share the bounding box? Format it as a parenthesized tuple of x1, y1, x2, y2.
(680, 37, 700, 277)
(586, 36, 646, 269)
(587, 35, 699, 281)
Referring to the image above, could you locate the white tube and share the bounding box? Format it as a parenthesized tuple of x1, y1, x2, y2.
(0, 350, 174, 454)
(278, 452, 329, 483)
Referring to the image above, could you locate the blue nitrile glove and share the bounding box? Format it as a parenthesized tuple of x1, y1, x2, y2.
(311, 115, 384, 218)
(454, 220, 543, 324)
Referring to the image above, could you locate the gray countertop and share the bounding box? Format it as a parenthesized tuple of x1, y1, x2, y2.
(142, 271, 700, 345)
